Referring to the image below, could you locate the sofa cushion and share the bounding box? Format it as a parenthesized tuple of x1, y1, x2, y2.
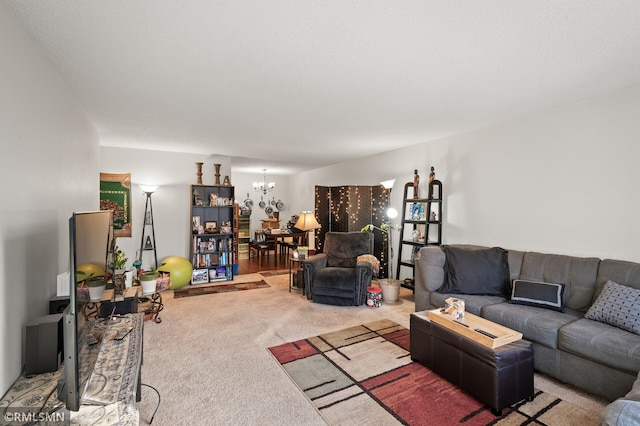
(430, 292, 506, 316)
(481, 303, 582, 349)
(559, 318, 640, 373)
(595, 259, 640, 302)
(439, 246, 510, 296)
(519, 252, 600, 312)
(509, 280, 565, 312)
(585, 280, 640, 335)
(323, 232, 373, 268)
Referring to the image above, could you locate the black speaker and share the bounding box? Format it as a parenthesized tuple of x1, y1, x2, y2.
(49, 296, 70, 314)
(25, 314, 63, 376)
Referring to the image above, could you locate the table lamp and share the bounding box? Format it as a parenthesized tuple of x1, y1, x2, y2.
(294, 211, 321, 255)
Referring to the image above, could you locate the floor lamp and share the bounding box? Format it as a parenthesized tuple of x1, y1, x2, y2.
(380, 179, 397, 279)
(137, 185, 159, 271)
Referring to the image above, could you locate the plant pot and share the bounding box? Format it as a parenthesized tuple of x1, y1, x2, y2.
(379, 279, 401, 304)
(139, 272, 159, 296)
(87, 277, 107, 302)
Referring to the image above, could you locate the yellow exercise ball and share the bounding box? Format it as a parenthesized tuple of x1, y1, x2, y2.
(76, 263, 106, 282)
(158, 256, 193, 290)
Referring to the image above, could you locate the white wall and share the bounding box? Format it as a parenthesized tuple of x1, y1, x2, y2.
(0, 3, 99, 395)
(292, 86, 640, 264)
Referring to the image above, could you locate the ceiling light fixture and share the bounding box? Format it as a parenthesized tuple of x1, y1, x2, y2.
(253, 169, 275, 194)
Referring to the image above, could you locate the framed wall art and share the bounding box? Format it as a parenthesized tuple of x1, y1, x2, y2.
(100, 172, 132, 237)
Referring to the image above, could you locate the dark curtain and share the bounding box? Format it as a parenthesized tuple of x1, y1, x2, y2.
(314, 185, 390, 278)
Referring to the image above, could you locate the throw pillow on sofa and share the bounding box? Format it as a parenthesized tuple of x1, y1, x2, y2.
(585, 280, 640, 335)
(438, 246, 510, 296)
(509, 280, 565, 312)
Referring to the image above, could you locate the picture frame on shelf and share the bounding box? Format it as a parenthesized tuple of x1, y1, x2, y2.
(208, 269, 218, 280)
(192, 216, 201, 233)
(191, 268, 209, 284)
(411, 203, 425, 220)
(220, 221, 232, 234)
(209, 193, 218, 206)
(205, 221, 218, 233)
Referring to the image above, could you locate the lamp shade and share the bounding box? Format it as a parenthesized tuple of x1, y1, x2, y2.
(139, 185, 159, 194)
(294, 211, 321, 231)
(380, 179, 396, 190)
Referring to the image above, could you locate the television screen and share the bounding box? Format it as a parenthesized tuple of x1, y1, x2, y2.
(60, 210, 113, 411)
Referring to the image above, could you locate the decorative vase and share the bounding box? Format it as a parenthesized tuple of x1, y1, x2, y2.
(379, 279, 401, 303)
(139, 271, 159, 296)
(297, 246, 309, 260)
(223, 175, 231, 186)
(113, 271, 126, 292)
(125, 269, 133, 288)
(196, 162, 203, 184)
(214, 164, 221, 185)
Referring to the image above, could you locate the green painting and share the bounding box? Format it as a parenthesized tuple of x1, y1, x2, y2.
(100, 173, 132, 237)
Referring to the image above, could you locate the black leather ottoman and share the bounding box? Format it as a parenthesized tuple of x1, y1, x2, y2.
(410, 310, 534, 415)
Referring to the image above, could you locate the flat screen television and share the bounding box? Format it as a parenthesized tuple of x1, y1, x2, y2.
(58, 210, 113, 411)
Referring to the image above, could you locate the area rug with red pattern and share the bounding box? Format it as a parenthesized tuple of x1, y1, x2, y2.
(267, 319, 600, 426)
(173, 280, 269, 298)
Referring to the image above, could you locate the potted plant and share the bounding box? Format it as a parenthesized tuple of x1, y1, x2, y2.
(86, 275, 107, 302)
(111, 240, 134, 288)
(138, 269, 159, 296)
(362, 223, 401, 303)
(112, 242, 128, 272)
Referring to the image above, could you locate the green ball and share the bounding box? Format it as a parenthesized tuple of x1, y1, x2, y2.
(158, 256, 193, 290)
(76, 263, 106, 282)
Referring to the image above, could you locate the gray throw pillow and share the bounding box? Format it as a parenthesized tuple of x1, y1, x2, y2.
(438, 246, 510, 296)
(585, 280, 640, 335)
(509, 280, 565, 312)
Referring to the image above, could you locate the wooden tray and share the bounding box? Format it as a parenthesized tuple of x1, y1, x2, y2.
(428, 308, 522, 349)
(101, 286, 139, 302)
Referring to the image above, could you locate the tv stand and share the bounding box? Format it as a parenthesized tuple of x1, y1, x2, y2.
(0, 313, 144, 425)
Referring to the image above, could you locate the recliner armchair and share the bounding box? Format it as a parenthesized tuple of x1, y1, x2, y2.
(301, 231, 375, 306)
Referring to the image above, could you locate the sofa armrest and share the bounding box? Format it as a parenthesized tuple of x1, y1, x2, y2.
(601, 370, 640, 425)
(355, 261, 374, 305)
(301, 253, 328, 299)
(415, 246, 446, 311)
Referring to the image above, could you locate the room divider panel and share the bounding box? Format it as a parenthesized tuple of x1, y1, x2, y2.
(314, 185, 389, 278)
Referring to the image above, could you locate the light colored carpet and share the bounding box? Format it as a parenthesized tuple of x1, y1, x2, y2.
(137, 273, 608, 425)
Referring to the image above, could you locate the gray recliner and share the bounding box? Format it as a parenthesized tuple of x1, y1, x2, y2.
(301, 231, 375, 306)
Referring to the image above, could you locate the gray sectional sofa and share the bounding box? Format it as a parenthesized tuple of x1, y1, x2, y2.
(414, 244, 640, 403)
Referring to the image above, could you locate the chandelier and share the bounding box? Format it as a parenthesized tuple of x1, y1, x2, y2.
(252, 169, 275, 194)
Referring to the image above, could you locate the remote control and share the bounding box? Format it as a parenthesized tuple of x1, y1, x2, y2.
(474, 328, 497, 339)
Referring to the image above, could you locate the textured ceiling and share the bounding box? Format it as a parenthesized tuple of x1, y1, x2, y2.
(7, 1, 640, 174)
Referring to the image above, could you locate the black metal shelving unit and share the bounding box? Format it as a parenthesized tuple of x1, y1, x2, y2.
(395, 179, 443, 291)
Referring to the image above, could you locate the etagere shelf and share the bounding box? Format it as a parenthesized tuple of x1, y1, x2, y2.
(395, 179, 443, 291)
(190, 185, 235, 284)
